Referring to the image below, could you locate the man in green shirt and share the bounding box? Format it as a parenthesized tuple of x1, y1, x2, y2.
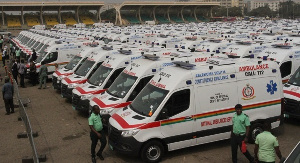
(89, 105, 107, 163)
(15, 48, 21, 62)
(231, 104, 254, 163)
(38, 61, 48, 89)
(254, 122, 283, 163)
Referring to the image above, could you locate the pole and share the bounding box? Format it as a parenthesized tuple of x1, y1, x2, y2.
(226, 0, 228, 18)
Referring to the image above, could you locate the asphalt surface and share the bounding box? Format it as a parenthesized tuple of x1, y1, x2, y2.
(0, 31, 299, 163)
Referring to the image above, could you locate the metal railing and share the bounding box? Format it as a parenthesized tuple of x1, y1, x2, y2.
(13, 78, 39, 163)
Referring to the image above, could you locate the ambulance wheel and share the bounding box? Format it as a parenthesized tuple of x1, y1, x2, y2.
(249, 123, 263, 144)
(141, 140, 164, 163)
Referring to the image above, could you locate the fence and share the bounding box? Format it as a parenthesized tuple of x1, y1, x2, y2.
(12, 75, 39, 162)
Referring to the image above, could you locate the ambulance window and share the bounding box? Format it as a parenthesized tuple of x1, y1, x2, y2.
(127, 76, 153, 101)
(280, 61, 292, 78)
(44, 52, 58, 64)
(88, 62, 103, 78)
(103, 68, 125, 89)
(162, 89, 190, 118)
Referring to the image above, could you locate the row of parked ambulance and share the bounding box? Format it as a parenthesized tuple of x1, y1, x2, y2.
(11, 19, 300, 162)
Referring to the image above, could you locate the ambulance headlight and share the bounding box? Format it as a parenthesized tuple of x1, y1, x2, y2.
(100, 108, 114, 114)
(121, 129, 140, 137)
(58, 75, 65, 80)
(81, 94, 92, 100)
(68, 83, 78, 88)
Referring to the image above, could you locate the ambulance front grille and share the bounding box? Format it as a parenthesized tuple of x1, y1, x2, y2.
(61, 84, 68, 94)
(72, 94, 80, 107)
(108, 125, 121, 143)
(284, 98, 300, 114)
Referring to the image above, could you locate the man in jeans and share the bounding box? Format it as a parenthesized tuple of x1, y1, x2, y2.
(89, 105, 106, 162)
(2, 77, 14, 115)
(231, 104, 254, 163)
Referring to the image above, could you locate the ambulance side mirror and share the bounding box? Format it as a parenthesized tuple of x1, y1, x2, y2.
(160, 108, 169, 119)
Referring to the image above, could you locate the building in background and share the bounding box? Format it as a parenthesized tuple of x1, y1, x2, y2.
(199, 0, 244, 8)
(247, 0, 280, 11)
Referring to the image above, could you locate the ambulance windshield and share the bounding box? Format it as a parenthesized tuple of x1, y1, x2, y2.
(130, 84, 168, 117)
(75, 60, 95, 76)
(88, 65, 112, 86)
(107, 72, 137, 98)
(65, 56, 82, 70)
(288, 67, 300, 86)
(36, 52, 47, 63)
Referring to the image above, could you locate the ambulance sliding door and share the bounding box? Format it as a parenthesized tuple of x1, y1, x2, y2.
(194, 81, 238, 146)
(156, 87, 195, 151)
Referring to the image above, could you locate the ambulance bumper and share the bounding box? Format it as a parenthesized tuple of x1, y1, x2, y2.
(108, 124, 142, 156)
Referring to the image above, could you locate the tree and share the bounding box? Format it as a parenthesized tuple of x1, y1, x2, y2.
(248, 5, 275, 18)
(100, 9, 116, 22)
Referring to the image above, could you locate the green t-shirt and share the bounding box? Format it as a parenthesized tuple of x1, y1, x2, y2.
(16, 50, 21, 57)
(255, 131, 279, 162)
(88, 112, 103, 132)
(232, 112, 250, 135)
(0, 40, 3, 43)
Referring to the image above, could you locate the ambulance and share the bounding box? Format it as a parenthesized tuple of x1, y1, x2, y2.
(89, 53, 227, 124)
(52, 43, 101, 90)
(62, 45, 144, 101)
(72, 48, 149, 113)
(257, 43, 300, 83)
(108, 58, 284, 162)
(283, 66, 300, 119)
(30, 41, 87, 79)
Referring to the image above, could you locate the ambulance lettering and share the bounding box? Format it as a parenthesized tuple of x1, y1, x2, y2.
(210, 93, 229, 103)
(131, 63, 140, 68)
(162, 62, 174, 67)
(265, 51, 277, 55)
(102, 63, 112, 67)
(245, 70, 264, 76)
(124, 69, 136, 76)
(131, 56, 142, 60)
(239, 64, 269, 72)
(150, 80, 166, 89)
(195, 57, 208, 62)
(162, 52, 171, 55)
(159, 72, 171, 78)
(201, 117, 232, 127)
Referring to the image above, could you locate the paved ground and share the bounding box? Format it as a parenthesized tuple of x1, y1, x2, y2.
(0, 30, 299, 163)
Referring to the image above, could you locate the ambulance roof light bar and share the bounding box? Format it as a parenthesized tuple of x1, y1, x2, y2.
(173, 61, 196, 70)
(207, 57, 236, 66)
(271, 44, 292, 49)
(143, 54, 160, 61)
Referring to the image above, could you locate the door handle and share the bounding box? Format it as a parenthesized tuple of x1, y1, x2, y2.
(185, 116, 192, 120)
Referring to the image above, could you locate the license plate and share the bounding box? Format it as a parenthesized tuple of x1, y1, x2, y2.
(109, 144, 114, 150)
(284, 114, 289, 118)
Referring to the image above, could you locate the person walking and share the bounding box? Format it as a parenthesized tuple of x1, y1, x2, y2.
(231, 104, 254, 163)
(15, 48, 21, 62)
(254, 122, 284, 163)
(31, 49, 37, 62)
(89, 105, 107, 163)
(0, 37, 3, 51)
(38, 61, 47, 89)
(29, 60, 37, 86)
(11, 59, 18, 84)
(18, 59, 26, 88)
(2, 76, 14, 115)
(1, 49, 5, 66)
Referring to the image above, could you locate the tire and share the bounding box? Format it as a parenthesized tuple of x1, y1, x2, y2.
(249, 123, 263, 144)
(141, 140, 164, 163)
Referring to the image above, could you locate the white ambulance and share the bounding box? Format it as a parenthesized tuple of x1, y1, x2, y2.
(71, 47, 146, 112)
(283, 66, 300, 119)
(257, 43, 300, 83)
(29, 41, 87, 79)
(52, 43, 100, 90)
(108, 58, 284, 162)
(89, 53, 227, 124)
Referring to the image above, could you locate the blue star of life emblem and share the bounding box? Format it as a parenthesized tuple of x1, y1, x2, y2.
(266, 80, 277, 95)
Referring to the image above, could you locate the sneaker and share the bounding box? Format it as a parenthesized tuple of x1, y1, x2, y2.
(10, 111, 14, 113)
(97, 153, 104, 160)
(91, 157, 96, 163)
